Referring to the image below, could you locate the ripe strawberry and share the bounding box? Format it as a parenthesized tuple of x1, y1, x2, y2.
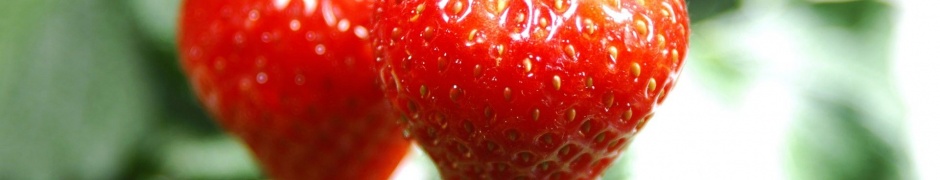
(373, 0, 689, 179)
(178, 0, 410, 179)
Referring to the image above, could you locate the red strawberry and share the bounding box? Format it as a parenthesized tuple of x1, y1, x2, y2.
(373, 0, 689, 179)
(178, 0, 410, 179)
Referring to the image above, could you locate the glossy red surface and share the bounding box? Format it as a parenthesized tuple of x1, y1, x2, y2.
(373, 0, 690, 179)
(179, 0, 409, 179)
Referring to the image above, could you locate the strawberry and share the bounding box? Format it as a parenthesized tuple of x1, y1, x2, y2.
(178, 0, 410, 179)
(372, 0, 689, 179)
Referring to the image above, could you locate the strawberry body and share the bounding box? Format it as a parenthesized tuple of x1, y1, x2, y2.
(373, 0, 689, 179)
(178, 0, 409, 179)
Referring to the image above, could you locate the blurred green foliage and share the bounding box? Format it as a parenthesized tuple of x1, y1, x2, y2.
(688, 0, 740, 22)
(0, 0, 157, 179)
(789, 1, 910, 179)
(0, 0, 257, 179)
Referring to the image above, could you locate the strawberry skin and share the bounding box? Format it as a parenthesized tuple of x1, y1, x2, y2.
(178, 0, 409, 179)
(373, 0, 689, 179)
